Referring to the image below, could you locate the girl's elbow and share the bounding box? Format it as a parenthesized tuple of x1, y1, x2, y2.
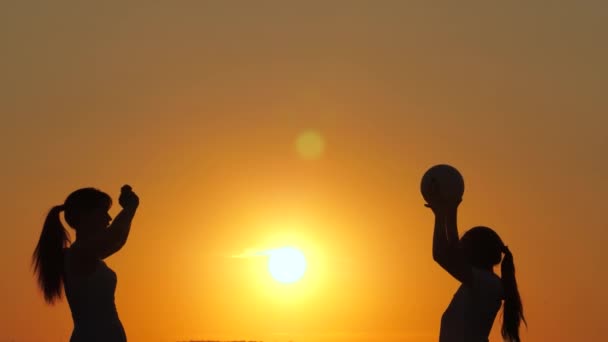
(433, 252, 445, 264)
(433, 250, 451, 266)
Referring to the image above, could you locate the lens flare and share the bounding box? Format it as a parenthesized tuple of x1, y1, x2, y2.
(295, 130, 324, 160)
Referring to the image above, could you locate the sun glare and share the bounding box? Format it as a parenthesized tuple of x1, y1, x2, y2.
(266, 247, 307, 284)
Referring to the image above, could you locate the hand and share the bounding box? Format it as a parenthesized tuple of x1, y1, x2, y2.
(119, 184, 139, 211)
(424, 196, 461, 216)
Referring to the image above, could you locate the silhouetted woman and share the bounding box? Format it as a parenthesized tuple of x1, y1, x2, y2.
(425, 197, 526, 342)
(33, 185, 139, 342)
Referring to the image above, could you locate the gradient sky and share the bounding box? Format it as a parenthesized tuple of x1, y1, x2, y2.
(1, 2, 607, 342)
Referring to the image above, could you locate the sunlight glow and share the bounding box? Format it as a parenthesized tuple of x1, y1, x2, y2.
(266, 247, 307, 284)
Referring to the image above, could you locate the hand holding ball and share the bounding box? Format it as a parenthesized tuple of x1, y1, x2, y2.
(420, 164, 465, 205)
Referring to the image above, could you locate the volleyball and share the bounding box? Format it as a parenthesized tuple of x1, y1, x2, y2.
(420, 164, 465, 204)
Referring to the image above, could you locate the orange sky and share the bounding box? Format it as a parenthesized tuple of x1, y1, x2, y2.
(1, 2, 607, 342)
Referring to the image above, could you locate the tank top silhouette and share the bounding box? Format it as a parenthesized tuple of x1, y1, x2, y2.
(440, 267, 503, 342)
(64, 247, 127, 342)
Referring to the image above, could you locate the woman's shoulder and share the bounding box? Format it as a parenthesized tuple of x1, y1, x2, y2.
(64, 244, 103, 277)
(470, 267, 503, 296)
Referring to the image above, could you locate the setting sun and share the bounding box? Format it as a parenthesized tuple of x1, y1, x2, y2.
(266, 247, 308, 284)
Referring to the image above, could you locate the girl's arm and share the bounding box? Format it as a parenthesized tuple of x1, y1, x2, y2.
(432, 209, 447, 261)
(73, 186, 139, 260)
(429, 199, 472, 284)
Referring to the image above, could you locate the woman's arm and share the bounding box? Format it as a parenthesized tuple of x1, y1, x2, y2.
(432, 209, 448, 261)
(98, 205, 137, 258)
(444, 205, 460, 246)
(74, 186, 139, 260)
(428, 198, 472, 284)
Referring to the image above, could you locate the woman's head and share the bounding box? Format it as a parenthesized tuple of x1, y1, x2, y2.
(32, 187, 111, 304)
(63, 188, 112, 232)
(460, 226, 504, 269)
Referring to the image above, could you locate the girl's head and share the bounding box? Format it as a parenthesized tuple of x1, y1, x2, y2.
(63, 188, 112, 232)
(460, 226, 527, 342)
(32, 188, 112, 304)
(460, 226, 504, 269)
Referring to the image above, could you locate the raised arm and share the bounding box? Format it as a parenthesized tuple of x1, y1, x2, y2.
(427, 197, 472, 284)
(75, 185, 139, 260)
(102, 203, 137, 256)
(432, 209, 448, 261)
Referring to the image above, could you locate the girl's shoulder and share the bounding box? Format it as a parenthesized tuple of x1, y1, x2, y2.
(470, 267, 503, 297)
(64, 244, 102, 277)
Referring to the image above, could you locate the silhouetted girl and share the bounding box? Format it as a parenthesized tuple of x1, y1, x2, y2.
(33, 185, 139, 342)
(426, 198, 526, 342)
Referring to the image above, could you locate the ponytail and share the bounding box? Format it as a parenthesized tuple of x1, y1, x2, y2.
(501, 246, 527, 342)
(32, 205, 70, 304)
